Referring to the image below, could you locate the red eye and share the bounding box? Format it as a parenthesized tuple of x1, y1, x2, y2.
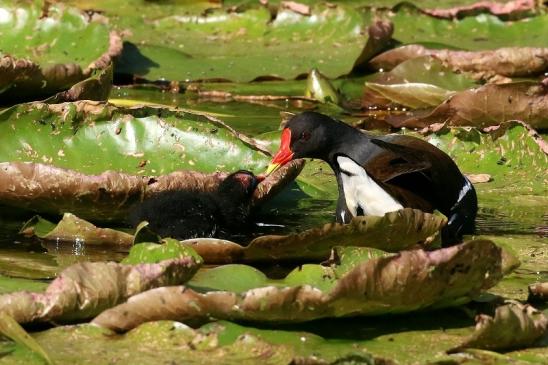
(301, 131, 311, 141)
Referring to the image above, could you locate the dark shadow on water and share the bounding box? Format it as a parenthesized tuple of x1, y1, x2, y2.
(234, 307, 474, 341)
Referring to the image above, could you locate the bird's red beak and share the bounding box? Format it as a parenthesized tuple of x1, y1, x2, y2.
(265, 128, 294, 175)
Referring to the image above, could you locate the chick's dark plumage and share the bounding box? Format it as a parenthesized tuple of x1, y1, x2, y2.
(128, 170, 259, 239)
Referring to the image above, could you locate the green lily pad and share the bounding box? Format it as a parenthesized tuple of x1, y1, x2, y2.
(0, 252, 201, 324)
(0, 0, 121, 102)
(0, 101, 270, 175)
(93, 239, 504, 331)
(0, 320, 384, 364)
(0, 313, 52, 365)
(422, 122, 547, 191)
(20, 213, 134, 248)
(188, 246, 389, 294)
(387, 4, 548, 50)
(123, 238, 203, 265)
(90, 1, 388, 82)
(0, 275, 48, 295)
(0, 250, 59, 280)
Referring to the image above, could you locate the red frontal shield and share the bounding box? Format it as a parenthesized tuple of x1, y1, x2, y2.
(265, 128, 294, 175)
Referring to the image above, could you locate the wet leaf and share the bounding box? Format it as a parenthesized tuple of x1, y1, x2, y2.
(0, 1, 121, 102)
(0, 101, 301, 221)
(93, 239, 503, 331)
(182, 208, 446, 263)
(448, 301, 548, 352)
(0, 253, 201, 324)
(0, 250, 59, 280)
(20, 213, 134, 248)
(370, 45, 548, 80)
(0, 313, 53, 365)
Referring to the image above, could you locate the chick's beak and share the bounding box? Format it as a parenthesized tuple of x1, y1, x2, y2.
(266, 128, 294, 176)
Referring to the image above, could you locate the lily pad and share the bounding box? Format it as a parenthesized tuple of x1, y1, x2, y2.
(362, 56, 477, 108)
(95, 1, 389, 82)
(0, 275, 48, 295)
(528, 282, 548, 303)
(0, 0, 121, 102)
(43, 65, 113, 104)
(422, 122, 548, 190)
(391, 81, 548, 129)
(448, 301, 548, 352)
(387, 5, 548, 50)
(0, 250, 201, 324)
(182, 208, 446, 263)
(20, 213, 134, 248)
(0, 320, 384, 364)
(369, 45, 548, 80)
(0, 101, 302, 221)
(365, 82, 455, 109)
(0, 313, 52, 365)
(92, 239, 504, 331)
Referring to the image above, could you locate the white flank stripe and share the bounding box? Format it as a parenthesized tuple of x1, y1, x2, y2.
(337, 156, 403, 217)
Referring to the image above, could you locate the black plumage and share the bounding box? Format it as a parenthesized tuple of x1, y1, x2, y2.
(128, 170, 259, 240)
(267, 111, 477, 246)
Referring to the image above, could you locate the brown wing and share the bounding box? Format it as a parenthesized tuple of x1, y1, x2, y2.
(365, 138, 432, 183)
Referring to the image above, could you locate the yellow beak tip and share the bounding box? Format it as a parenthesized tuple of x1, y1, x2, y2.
(265, 163, 280, 176)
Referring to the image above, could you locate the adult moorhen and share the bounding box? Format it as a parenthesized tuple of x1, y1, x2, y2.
(266, 112, 477, 245)
(129, 170, 261, 240)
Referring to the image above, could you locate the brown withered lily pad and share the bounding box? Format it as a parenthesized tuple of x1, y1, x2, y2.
(369, 45, 548, 81)
(385, 82, 548, 129)
(0, 1, 122, 102)
(92, 239, 503, 332)
(0, 249, 201, 324)
(422, 0, 538, 19)
(0, 160, 303, 222)
(528, 282, 548, 303)
(448, 301, 548, 353)
(181, 208, 446, 263)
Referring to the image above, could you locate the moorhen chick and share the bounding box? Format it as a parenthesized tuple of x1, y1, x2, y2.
(266, 112, 477, 246)
(129, 170, 260, 240)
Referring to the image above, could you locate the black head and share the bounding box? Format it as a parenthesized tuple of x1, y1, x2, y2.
(218, 170, 259, 199)
(285, 112, 339, 159)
